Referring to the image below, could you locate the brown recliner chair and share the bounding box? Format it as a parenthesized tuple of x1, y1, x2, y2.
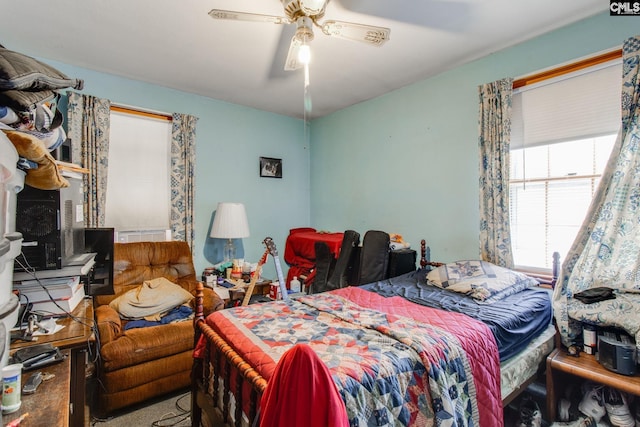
(93, 241, 224, 415)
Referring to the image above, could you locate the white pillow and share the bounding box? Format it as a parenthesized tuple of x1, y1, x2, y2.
(110, 277, 194, 320)
(426, 260, 539, 302)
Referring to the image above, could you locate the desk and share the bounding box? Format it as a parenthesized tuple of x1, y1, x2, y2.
(3, 349, 71, 427)
(546, 347, 640, 421)
(10, 298, 94, 427)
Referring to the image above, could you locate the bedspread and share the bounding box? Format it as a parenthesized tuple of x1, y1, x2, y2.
(200, 288, 503, 426)
(361, 269, 553, 361)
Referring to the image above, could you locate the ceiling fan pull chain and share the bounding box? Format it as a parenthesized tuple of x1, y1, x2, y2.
(304, 63, 312, 118)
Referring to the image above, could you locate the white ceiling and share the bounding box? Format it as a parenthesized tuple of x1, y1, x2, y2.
(0, 0, 606, 120)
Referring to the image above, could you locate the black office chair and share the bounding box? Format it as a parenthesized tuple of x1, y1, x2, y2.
(356, 230, 390, 285)
(309, 241, 333, 294)
(309, 230, 360, 294)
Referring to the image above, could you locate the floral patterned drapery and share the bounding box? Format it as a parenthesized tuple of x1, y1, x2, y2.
(553, 35, 640, 348)
(478, 78, 514, 268)
(66, 91, 111, 228)
(170, 113, 198, 249)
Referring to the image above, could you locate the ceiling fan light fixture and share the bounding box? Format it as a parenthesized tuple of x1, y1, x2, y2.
(298, 44, 311, 64)
(299, 0, 327, 16)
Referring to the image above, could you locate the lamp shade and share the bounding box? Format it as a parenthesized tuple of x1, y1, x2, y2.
(210, 202, 250, 239)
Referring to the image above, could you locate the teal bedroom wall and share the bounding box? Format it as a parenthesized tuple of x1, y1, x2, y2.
(309, 12, 639, 263)
(28, 59, 309, 278)
(15, 11, 637, 278)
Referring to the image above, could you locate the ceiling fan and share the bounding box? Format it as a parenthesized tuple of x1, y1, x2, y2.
(209, 0, 391, 72)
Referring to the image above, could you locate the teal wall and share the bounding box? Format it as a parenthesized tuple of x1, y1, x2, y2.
(40, 60, 309, 279)
(310, 12, 639, 263)
(26, 11, 639, 277)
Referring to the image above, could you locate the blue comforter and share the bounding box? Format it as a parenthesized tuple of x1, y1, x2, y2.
(360, 268, 553, 361)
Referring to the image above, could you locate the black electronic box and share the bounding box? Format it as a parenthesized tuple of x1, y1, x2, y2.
(15, 178, 85, 270)
(597, 330, 637, 376)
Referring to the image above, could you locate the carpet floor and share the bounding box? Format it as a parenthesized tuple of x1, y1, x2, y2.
(90, 389, 192, 427)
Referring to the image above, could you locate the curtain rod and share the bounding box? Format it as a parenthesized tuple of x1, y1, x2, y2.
(110, 105, 172, 121)
(512, 49, 622, 89)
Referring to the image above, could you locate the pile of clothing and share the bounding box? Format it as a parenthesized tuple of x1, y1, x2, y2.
(389, 233, 411, 250)
(0, 44, 83, 189)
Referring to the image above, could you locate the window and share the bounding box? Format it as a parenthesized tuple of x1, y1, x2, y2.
(104, 108, 172, 242)
(509, 56, 621, 270)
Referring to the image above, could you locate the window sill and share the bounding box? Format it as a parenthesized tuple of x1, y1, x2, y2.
(514, 266, 555, 288)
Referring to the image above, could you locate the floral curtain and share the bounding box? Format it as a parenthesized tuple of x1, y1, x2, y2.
(553, 35, 640, 347)
(66, 91, 110, 228)
(170, 113, 198, 249)
(478, 78, 514, 268)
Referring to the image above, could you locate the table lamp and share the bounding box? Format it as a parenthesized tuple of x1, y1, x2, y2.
(210, 202, 250, 262)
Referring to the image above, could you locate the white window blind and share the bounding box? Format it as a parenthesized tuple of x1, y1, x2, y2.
(511, 61, 621, 149)
(509, 59, 621, 270)
(105, 110, 171, 232)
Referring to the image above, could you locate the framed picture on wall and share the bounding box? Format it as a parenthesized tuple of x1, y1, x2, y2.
(259, 157, 282, 178)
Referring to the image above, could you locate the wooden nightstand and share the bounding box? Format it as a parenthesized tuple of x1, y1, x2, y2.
(546, 347, 640, 421)
(226, 281, 272, 307)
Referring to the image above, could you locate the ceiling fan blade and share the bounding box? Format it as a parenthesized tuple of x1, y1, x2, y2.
(321, 20, 390, 46)
(284, 36, 303, 71)
(268, 25, 298, 80)
(208, 9, 291, 25)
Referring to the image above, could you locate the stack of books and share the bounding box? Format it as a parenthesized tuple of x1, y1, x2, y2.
(14, 275, 85, 315)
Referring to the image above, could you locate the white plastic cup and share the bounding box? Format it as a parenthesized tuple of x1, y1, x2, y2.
(2, 363, 23, 414)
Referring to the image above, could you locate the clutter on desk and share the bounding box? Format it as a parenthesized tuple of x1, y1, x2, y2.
(202, 259, 260, 286)
(10, 343, 64, 371)
(1, 363, 23, 413)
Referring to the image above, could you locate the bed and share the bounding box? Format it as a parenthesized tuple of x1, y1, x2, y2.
(191, 240, 557, 427)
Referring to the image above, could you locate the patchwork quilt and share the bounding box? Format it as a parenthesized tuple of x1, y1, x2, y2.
(202, 288, 502, 426)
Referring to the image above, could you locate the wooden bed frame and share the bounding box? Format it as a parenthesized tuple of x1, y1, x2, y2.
(190, 241, 559, 427)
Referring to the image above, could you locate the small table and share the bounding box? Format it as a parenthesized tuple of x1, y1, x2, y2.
(10, 297, 95, 427)
(546, 347, 640, 421)
(227, 281, 272, 307)
(2, 349, 71, 427)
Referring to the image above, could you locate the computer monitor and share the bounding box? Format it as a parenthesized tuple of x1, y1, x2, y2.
(84, 228, 114, 295)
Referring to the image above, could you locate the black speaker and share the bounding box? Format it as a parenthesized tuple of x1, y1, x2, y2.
(597, 333, 637, 376)
(388, 249, 417, 278)
(15, 178, 85, 271)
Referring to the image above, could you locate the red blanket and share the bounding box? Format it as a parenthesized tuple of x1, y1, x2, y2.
(260, 343, 349, 427)
(283, 228, 344, 286)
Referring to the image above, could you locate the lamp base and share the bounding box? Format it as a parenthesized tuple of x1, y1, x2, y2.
(223, 239, 236, 262)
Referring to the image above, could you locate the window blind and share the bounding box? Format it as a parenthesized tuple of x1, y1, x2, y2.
(509, 58, 621, 269)
(105, 111, 171, 231)
(511, 61, 622, 149)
